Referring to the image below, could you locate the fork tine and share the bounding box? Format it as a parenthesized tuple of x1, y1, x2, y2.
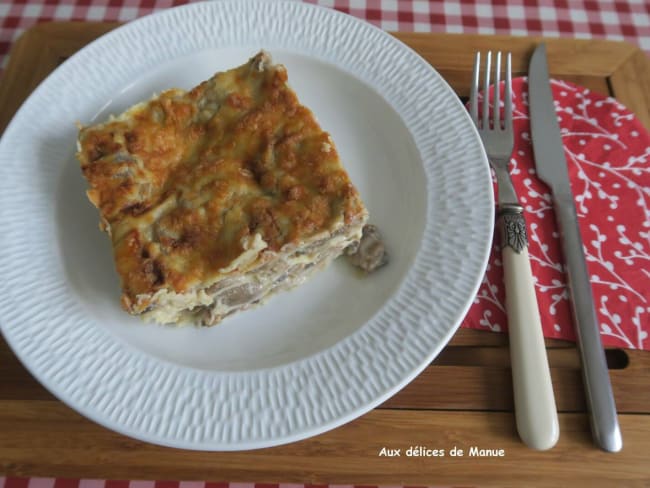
(470, 52, 480, 124)
(504, 52, 513, 130)
(494, 51, 502, 130)
(481, 51, 492, 129)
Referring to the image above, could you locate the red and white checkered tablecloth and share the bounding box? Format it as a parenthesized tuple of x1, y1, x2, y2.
(1, 0, 650, 72)
(1, 479, 451, 488)
(0, 479, 454, 488)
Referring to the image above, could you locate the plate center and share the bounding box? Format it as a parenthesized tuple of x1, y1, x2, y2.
(57, 49, 427, 371)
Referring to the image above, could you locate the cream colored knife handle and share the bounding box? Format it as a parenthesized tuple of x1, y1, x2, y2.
(499, 209, 560, 450)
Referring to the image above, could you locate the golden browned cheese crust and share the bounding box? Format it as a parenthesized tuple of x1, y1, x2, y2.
(77, 52, 367, 316)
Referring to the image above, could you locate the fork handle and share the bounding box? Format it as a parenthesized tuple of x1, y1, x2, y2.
(499, 204, 559, 450)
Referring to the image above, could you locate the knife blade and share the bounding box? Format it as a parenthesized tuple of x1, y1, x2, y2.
(528, 43, 623, 453)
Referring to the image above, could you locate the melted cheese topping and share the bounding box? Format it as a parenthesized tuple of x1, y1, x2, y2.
(76, 52, 368, 312)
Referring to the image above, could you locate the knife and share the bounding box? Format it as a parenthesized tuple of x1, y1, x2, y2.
(528, 43, 623, 453)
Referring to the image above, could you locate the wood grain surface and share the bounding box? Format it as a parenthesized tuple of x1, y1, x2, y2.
(1, 22, 649, 487)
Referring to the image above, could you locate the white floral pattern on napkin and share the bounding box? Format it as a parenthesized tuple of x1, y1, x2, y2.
(463, 78, 650, 350)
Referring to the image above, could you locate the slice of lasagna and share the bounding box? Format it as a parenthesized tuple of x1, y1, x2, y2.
(76, 51, 368, 326)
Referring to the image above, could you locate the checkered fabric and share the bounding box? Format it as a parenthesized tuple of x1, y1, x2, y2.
(1, 0, 650, 72)
(0, 479, 447, 488)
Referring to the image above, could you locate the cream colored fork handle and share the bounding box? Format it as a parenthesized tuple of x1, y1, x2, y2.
(500, 212, 560, 450)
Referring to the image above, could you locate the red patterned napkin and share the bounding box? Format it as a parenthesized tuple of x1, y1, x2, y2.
(462, 78, 650, 350)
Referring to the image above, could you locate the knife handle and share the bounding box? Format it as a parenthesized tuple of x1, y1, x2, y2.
(553, 195, 623, 452)
(499, 205, 559, 451)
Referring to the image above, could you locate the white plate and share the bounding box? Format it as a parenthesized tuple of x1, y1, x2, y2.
(0, 1, 493, 450)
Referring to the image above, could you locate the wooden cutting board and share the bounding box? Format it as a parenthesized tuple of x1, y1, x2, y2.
(1, 22, 650, 487)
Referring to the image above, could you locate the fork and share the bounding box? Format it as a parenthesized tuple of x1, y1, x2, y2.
(470, 51, 559, 450)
